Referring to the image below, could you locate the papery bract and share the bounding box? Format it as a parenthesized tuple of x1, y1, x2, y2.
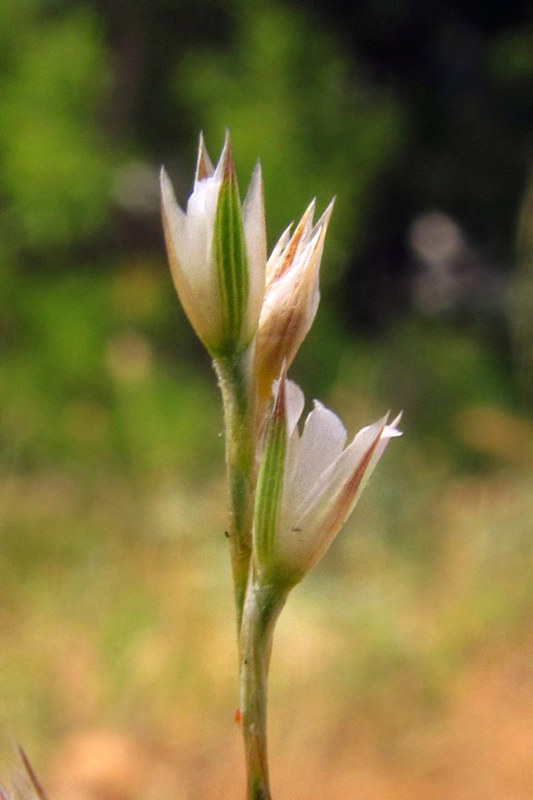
(253, 378, 401, 587)
(161, 134, 266, 357)
(255, 200, 334, 398)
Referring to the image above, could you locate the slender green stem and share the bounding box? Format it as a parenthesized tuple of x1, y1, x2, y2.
(240, 579, 287, 800)
(215, 347, 257, 629)
(216, 348, 283, 797)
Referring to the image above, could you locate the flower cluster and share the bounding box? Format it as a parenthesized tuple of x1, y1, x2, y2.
(161, 134, 401, 589)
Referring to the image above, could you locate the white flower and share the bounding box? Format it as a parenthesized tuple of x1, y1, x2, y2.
(253, 378, 401, 587)
(160, 134, 266, 356)
(255, 200, 334, 398)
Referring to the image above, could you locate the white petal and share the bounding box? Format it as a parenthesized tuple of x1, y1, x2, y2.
(194, 132, 215, 184)
(266, 200, 316, 286)
(326, 415, 390, 497)
(284, 379, 305, 437)
(387, 411, 403, 435)
(306, 277, 320, 327)
(186, 178, 220, 280)
(267, 224, 293, 277)
(160, 167, 186, 241)
(161, 169, 206, 329)
(162, 169, 225, 345)
(213, 132, 231, 182)
(243, 162, 266, 338)
(292, 415, 387, 532)
(186, 174, 220, 221)
(258, 223, 322, 352)
(287, 402, 346, 515)
(278, 417, 386, 576)
(299, 227, 325, 273)
(300, 199, 316, 241)
(358, 412, 402, 464)
(312, 198, 335, 237)
(267, 225, 320, 294)
(268, 378, 304, 495)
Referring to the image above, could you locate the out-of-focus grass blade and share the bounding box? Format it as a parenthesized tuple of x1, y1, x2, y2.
(17, 748, 49, 800)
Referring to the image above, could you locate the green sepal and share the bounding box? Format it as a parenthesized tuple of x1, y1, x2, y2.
(213, 151, 249, 354)
(253, 383, 287, 577)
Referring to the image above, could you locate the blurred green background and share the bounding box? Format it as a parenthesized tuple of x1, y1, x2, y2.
(1, 1, 533, 798)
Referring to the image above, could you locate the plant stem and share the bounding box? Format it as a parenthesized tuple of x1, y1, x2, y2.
(240, 578, 286, 800)
(215, 348, 257, 630)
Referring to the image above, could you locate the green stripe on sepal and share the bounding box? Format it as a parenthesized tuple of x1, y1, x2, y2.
(253, 384, 287, 576)
(214, 160, 249, 353)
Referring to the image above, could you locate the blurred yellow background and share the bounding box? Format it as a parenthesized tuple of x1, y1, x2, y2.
(1, 0, 532, 798)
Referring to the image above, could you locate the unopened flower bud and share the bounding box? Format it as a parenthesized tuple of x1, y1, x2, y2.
(161, 134, 266, 357)
(255, 200, 334, 398)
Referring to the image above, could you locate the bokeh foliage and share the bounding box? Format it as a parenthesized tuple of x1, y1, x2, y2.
(0, 2, 113, 255)
(175, 0, 403, 263)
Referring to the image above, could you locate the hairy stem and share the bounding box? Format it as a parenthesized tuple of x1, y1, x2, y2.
(240, 579, 286, 800)
(215, 348, 257, 630)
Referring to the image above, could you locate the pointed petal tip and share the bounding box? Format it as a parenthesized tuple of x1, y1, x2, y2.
(357, 413, 390, 442)
(159, 166, 175, 202)
(282, 221, 294, 239)
(215, 131, 236, 182)
(301, 198, 316, 225)
(160, 167, 186, 223)
(221, 129, 232, 158)
(372, 411, 402, 439)
(251, 159, 263, 186)
(307, 398, 346, 437)
(282, 199, 316, 254)
(195, 132, 215, 182)
(245, 159, 264, 199)
(386, 411, 403, 436)
(316, 197, 335, 230)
